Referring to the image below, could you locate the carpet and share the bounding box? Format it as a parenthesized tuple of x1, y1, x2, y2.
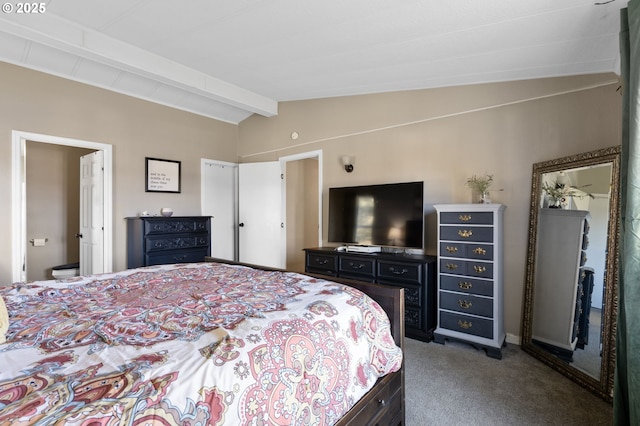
(404, 338, 613, 425)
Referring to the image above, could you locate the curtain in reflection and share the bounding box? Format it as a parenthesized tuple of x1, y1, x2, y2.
(615, 3, 640, 424)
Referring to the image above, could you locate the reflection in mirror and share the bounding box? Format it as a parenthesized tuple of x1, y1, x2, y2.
(522, 146, 620, 402)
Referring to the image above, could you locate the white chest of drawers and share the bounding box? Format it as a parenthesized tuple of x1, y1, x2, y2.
(531, 209, 590, 358)
(434, 204, 505, 359)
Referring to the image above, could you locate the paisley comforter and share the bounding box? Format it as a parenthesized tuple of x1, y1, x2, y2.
(0, 262, 402, 425)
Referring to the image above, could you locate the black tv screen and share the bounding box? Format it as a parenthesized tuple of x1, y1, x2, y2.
(328, 181, 424, 248)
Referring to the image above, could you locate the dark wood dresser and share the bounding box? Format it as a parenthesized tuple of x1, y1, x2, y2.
(126, 216, 211, 268)
(304, 247, 437, 342)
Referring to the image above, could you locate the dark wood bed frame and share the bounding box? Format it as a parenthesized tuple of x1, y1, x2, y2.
(204, 258, 405, 425)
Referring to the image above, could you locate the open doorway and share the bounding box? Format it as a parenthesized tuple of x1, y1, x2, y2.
(280, 151, 322, 272)
(201, 150, 322, 272)
(26, 143, 94, 280)
(11, 131, 113, 282)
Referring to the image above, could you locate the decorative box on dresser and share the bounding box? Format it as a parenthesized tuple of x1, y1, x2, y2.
(531, 209, 591, 361)
(126, 216, 211, 268)
(304, 247, 437, 342)
(433, 204, 505, 359)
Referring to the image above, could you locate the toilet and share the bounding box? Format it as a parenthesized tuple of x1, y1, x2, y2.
(51, 262, 80, 279)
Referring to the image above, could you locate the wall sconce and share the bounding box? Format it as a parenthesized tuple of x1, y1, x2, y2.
(341, 155, 354, 173)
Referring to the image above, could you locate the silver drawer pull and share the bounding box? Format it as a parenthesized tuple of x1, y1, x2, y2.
(459, 214, 472, 222)
(458, 229, 473, 238)
(458, 300, 472, 309)
(314, 258, 328, 265)
(378, 398, 386, 407)
(473, 265, 486, 273)
(473, 247, 486, 255)
(458, 320, 472, 329)
(446, 246, 458, 253)
(389, 267, 408, 275)
(445, 263, 458, 270)
(349, 262, 364, 270)
(458, 281, 473, 290)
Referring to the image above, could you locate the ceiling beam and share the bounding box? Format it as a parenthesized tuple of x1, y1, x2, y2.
(0, 14, 278, 118)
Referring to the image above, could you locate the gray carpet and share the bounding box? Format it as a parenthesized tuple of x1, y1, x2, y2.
(404, 338, 613, 425)
(572, 307, 602, 378)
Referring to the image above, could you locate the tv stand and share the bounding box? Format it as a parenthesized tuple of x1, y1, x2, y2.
(304, 247, 437, 342)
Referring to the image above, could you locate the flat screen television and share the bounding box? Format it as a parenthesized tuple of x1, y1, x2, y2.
(328, 181, 424, 249)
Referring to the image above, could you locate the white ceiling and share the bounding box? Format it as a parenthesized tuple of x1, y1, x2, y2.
(0, 0, 625, 124)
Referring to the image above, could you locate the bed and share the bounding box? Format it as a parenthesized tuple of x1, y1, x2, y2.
(0, 260, 405, 425)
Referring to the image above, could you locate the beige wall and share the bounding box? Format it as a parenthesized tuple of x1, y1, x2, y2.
(237, 73, 622, 341)
(0, 62, 238, 281)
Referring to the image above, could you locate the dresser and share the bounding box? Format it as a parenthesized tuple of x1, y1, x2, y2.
(531, 209, 590, 361)
(126, 216, 211, 268)
(433, 204, 505, 359)
(304, 247, 437, 342)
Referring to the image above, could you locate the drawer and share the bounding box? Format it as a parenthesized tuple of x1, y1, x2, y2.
(377, 260, 422, 285)
(440, 311, 494, 339)
(440, 291, 493, 318)
(339, 255, 376, 279)
(439, 242, 494, 260)
(145, 235, 209, 252)
(440, 259, 493, 279)
(144, 218, 209, 235)
(146, 248, 209, 265)
(466, 261, 493, 279)
(305, 252, 338, 275)
(374, 385, 403, 426)
(440, 258, 465, 275)
(440, 211, 493, 225)
(350, 372, 402, 425)
(440, 275, 494, 297)
(466, 244, 494, 260)
(440, 226, 494, 243)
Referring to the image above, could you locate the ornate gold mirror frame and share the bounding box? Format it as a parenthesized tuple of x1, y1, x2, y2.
(521, 145, 620, 402)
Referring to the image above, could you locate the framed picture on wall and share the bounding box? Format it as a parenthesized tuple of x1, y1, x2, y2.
(145, 157, 181, 193)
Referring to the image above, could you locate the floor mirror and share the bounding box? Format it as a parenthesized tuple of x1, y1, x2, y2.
(521, 145, 620, 402)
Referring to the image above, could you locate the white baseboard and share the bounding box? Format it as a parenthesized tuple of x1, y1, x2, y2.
(506, 333, 520, 345)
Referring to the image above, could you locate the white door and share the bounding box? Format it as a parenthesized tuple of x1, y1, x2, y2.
(238, 162, 283, 268)
(202, 160, 238, 261)
(79, 151, 104, 275)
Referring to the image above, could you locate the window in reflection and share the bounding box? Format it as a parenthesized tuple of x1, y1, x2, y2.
(354, 195, 374, 244)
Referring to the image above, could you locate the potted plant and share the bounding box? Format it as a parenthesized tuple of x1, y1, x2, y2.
(466, 173, 494, 203)
(541, 180, 594, 208)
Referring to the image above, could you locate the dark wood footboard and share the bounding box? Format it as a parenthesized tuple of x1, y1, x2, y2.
(319, 275, 405, 426)
(204, 258, 406, 425)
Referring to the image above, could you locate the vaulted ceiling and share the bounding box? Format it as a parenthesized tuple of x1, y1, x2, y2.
(0, 0, 625, 124)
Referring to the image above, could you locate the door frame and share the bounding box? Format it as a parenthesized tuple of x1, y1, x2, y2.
(279, 150, 323, 264)
(200, 150, 322, 268)
(11, 130, 113, 282)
